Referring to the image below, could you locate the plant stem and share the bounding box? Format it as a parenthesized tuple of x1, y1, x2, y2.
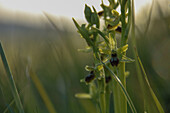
(94, 52, 106, 113)
(105, 84, 110, 113)
(113, 78, 121, 113)
(112, 68, 121, 113)
(116, 0, 128, 113)
(118, 62, 127, 113)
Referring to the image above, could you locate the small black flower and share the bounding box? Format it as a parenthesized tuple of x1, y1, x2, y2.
(85, 71, 95, 83)
(98, 11, 104, 17)
(110, 53, 119, 67)
(107, 24, 113, 29)
(115, 26, 122, 33)
(105, 76, 112, 83)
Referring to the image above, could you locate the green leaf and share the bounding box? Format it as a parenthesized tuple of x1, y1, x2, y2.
(72, 18, 93, 46)
(84, 4, 92, 23)
(75, 93, 92, 99)
(72, 18, 88, 39)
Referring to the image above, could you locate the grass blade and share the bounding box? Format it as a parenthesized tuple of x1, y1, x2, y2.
(131, 0, 165, 112)
(0, 42, 24, 113)
(134, 48, 165, 113)
(29, 69, 57, 113)
(101, 61, 137, 113)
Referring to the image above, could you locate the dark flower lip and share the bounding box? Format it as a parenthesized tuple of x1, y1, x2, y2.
(85, 71, 95, 83)
(115, 26, 122, 33)
(111, 53, 117, 57)
(105, 76, 112, 83)
(98, 11, 104, 17)
(110, 53, 119, 67)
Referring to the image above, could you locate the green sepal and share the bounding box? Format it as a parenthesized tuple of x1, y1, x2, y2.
(100, 2, 114, 18)
(78, 46, 92, 53)
(117, 44, 128, 54)
(108, 0, 115, 8)
(85, 65, 94, 71)
(75, 93, 92, 99)
(113, 2, 119, 9)
(80, 79, 85, 83)
(125, 71, 130, 77)
(120, 56, 135, 63)
(91, 6, 100, 28)
(106, 16, 120, 29)
(99, 48, 110, 55)
(112, 9, 120, 17)
(84, 4, 92, 23)
(96, 64, 103, 71)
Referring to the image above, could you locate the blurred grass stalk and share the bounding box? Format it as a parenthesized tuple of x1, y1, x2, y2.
(29, 69, 57, 113)
(0, 42, 24, 113)
(131, 0, 165, 112)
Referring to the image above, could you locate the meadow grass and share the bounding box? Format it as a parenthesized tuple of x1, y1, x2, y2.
(72, 0, 166, 113)
(0, 0, 169, 112)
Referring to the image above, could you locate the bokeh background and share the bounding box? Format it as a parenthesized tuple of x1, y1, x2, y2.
(0, 0, 169, 113)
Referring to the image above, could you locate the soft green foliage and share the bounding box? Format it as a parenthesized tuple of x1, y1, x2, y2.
(0, 43, 24, 113)
(73, 0, 165, 113)
(0, 0, 169, 112)
(131, 0, 164, 113)
(73, 0, 137, 113)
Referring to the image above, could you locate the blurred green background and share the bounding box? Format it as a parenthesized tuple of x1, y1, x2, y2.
(0, 0, 169, 113)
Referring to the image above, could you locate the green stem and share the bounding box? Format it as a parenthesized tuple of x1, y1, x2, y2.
(112, 67, 121, 113)
(121, 0, 127, 46)
(100, 61, 137, 113)
(105, 68, 111, 113)
(0, 42, 24, 113)
(105, 84, 110, 113)
(118, 62, 127, 113)
(94, 52, 106, 113)
(99, 79, 106, 113)
(117, 0, 128, 113)
(113, 78, 121, 113)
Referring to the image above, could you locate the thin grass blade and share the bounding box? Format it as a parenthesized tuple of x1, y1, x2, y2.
(0, 42, 24, 113)
(29, 69, 57, 113)
(101, 61, 137, 113)
(134, 49, 165, 113)
(131, 0, 165, 112)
